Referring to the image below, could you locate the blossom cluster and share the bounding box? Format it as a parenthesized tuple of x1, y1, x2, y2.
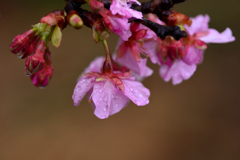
(10, 0, 235, 119)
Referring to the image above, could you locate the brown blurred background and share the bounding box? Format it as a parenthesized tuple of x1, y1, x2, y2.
(0, 0, 240, 160)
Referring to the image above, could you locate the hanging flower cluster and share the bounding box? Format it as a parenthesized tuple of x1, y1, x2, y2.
(10, 0, 235, 119)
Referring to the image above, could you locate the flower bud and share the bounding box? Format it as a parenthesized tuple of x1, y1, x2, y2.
(25, 39, 46, 75)
(68, 13, 83, 29)
(40, 10, 66, 28)
(30, 63, 53, 88)
(89, 0, 104, 12)
(10, 29, 36, 54)
(17, 35, 41, 59)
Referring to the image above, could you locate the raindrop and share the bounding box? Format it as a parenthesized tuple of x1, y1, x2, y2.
(25, 70, 31, 76)
(80, 79, 85, 83)
(103, 107, 107, 111)
(76, 87, 81, 92)
(136, 101, 141, 105)
(115, 104, 118, 108)
(138, 93, 143, 98)
(16, 52, 23, 58)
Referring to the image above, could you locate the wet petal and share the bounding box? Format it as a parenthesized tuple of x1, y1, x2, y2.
(92, 80, 129, 119)
(122, 79, 150, 106)
(72, 76, 95, 106)
(160, 60, 197, 85)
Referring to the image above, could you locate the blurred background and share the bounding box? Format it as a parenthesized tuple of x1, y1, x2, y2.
(0, 0, 240, 159)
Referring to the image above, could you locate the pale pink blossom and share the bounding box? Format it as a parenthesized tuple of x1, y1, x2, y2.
(185, 14, 235, 43)
(114, 49, 153, 81)
(110, 0, 142, 19)
(147, 14, 235, 85)
(72, 57, 150, 119)
(100, 8, 132, 41)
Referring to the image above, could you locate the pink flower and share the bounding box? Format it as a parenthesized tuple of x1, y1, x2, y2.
(110, 0, 142, 19)
(116, 22, 155, 62)
(100, 8, 132, 41)
(185, 14, 235, 43)
(147, 14, 235, 85)
(114, 38, 153, 81)
(72, 57, 150, 119)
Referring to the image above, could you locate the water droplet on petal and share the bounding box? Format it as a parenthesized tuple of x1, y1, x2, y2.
(76, 87, 81, 92)
(25, 70, 31, 76)
(80, 79, 85, 83)
(145, 100, 149, 104)
(16, 52, 23, 58)
(112, 95, 115, 99)
(115, 104, 118, 108)
(133, 92, 138, 98)
(136, 101, 141, 105)
(100, 98, 102, 101)
(99, 89, 102, 92)
(103, 107, 107, 111)
(138, 93, 143, 98)
(115, 96, 118, 99)
(130, 88, 133, 91)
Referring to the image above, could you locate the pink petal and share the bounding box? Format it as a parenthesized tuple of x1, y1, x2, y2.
(134, 29, 147, 40)
(72, 76, 96, 106)
(142, 40, 159, 64)
(116, 50, 153, 80)
(108, 16, 131, 41)
(92, 80, 129, 119)
(182, 45, 204, 65)
(122, 79, 150, 106)
(110, 0, 142, 19)
(117, 42, 128, 58)
(83, 57, 105, 73)
(185, 14, 210, 36)
(130, 42, 141, 62)
(199, 28, 235, 43)
(160, 60, 197, 85)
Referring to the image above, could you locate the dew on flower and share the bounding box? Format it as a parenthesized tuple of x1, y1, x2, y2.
(9, 0, 235, 119)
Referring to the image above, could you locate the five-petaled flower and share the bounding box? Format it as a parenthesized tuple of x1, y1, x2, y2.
(72, 57, 150, 119)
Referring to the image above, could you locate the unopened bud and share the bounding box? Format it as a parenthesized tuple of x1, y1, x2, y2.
(68, 14, 83, 29)
(18, 35, 41, 59)
(89, 0, 104, 12)
(10, 29, 36, 54)
(25, 39, 46, 75)
(40, 10, 65, 28)
(30, 63, 53, 88)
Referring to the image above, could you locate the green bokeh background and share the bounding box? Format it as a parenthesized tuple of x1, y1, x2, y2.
(0, 0, 240, 159)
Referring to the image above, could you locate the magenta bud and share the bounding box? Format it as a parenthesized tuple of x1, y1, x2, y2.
(10, 29, 36, 54)
(25, 39, 46, 74)
(18, 35, 41, 59)
(30, 63, 53, 88)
